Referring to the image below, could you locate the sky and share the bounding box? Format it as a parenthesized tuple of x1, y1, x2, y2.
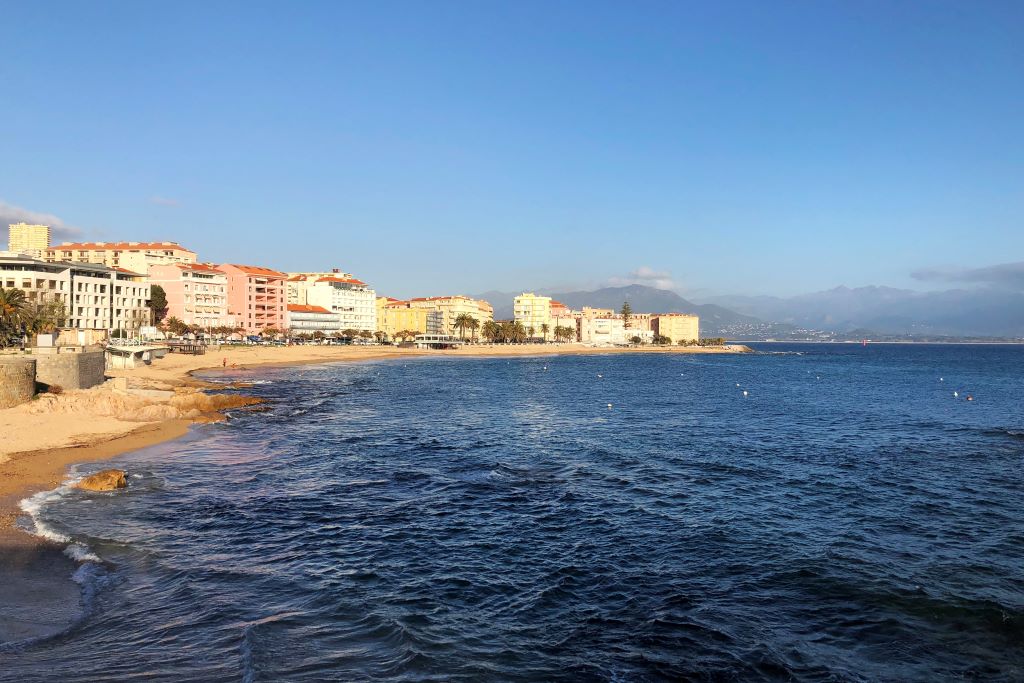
(1, 1, 1022, 299)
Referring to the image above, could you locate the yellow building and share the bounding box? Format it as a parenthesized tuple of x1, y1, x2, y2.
(407, 295, 493, 337)
(45, 241, 197, 274)
(376, 298, 439, 339)
(7, 223, 51, 257)
(513, 293, 551, 337)
(652, 314, 700, 344)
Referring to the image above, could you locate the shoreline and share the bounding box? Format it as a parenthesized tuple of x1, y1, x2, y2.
(0, 342, 748, 645)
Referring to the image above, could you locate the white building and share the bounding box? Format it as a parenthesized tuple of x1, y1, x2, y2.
(579, 315, 653, 345)
(0, 252, 151, 334)
(286, 304, 342, 335)
(286, 271, 377, 332)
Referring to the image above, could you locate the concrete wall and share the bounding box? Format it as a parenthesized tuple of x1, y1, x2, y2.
(34, 349, 106, 390)
(0, 357, 37, 408)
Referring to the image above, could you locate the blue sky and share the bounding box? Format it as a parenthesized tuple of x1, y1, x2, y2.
(1, 1, 1021, 299)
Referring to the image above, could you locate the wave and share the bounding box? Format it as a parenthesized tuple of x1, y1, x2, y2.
(18, 475, 101, 564)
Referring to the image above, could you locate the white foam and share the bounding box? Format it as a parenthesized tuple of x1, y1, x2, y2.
(18, 476, 101, 563)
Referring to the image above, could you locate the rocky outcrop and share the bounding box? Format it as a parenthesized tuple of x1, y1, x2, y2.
(22, 383, 262, 423)
(76, 469, 127, 491)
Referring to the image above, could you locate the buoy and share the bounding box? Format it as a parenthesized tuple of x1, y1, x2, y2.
(607, 403, 613, 409)
(742, 390, 748, 397)
(940, 377, 944, 382)
(597, 374, 603, 378)
(953, 391, 958, 397)
(966, 395, 974, 402)
(736, 383, 740, 387)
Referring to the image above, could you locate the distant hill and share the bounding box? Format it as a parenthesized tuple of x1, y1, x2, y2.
(473, 284, 763, 336)
(700, 285, 1024, 337)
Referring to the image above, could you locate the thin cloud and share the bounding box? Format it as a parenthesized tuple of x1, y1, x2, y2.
(911, 262, 1024, 291)
(150, 196, 181, 207)
(0, 200, 83, 246)
(607, 266, 676, 290)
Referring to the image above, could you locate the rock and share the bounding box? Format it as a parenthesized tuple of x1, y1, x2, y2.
(76, 469, 128, 492)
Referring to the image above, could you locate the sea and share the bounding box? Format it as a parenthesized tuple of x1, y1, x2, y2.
(5, 343, 1024, 681)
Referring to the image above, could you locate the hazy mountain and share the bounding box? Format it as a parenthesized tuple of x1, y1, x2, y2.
(473, 285, 764, 336)
(700, 286, 1024, 337)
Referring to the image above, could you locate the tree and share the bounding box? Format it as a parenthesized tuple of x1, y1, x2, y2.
(555, 325, 576, 342)
(527, 326, 535, 340)
(540, 323, 550, 342)
(630, 335, 642, 345)
(164, 316, 188, 337)
(653, 334, 672, 345)
(22, 296, 66, 335)
(453, 313, 476, 341)
(312, 330, 325, 340)
(481, 320, 500, 343)
(374, 330, 386, 344)
(358, 330, 373, 340)
(261, 326, 281, 338)
(0, 287, 28, 346)
(621, 301, 633, 328)
(148, 285, 168, 324)
(342, 328, 359, 339)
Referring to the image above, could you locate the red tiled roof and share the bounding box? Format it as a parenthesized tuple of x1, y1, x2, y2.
(220, 264, 287, 278)
(287, 304, 332, 314)
(112, 266, 144, 276)
(49, 241, 194, 252)
(316, 277, 366, 285)
(174, 263, 223, 275)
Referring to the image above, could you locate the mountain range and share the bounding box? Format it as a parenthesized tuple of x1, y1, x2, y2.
(471, 283, 1024, 339)
(698, 285, 1024, 338)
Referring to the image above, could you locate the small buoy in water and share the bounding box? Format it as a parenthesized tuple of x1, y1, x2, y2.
(597, 374, 603, 378)
(607, 403, 613, 409)
(953, 391, 958, 397)
(543, 366, 548, 371)
(940, 377, 944, 382)
(742, 390, 748, 397)
(967, 395, 974, 401)
(736, 383, 740, 387)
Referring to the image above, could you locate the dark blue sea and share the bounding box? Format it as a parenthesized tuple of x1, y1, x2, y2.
(7, 344, 1024, 681)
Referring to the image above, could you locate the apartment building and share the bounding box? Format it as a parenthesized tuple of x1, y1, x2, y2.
(406, 295, 491, 337)
(286, 271, 377, 332)
(218, 264, 287, 335)
(376, 298, 443, 338)
(0, 252, 151, 333)
(7, 223, 51, 258)
(45, 241, 197, 274)
(512, 293, 551, 336)
(147, 263, 231, 329)
(652, 314, 700, 344)
(286, 304, 341, 335)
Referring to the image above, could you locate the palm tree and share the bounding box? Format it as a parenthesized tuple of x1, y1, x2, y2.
(481, 320, 500, 343)
(0, 287, 28, 346)
(453, 313, 476, 341)
(540, 323, 550, 342)
(468, 317, 480, 342)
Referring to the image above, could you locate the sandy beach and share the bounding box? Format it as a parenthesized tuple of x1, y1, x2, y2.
(0, 342, 748, 643)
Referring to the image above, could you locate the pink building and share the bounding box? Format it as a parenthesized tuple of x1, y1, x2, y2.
(148, 263, 231, 329)
(218, 264, 287, 335)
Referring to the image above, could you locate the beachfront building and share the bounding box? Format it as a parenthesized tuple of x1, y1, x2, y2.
(652, 313, 700, 344)
(218, 264, 287, 335)
(45, 241, 197, 274)
(578, 315, 654, 345)
(7, 223, 51, 258)
(286, 304, 341, 335)
(147, 263, 231, 329)
(286, 270, 377, 332)
(376, 298, 443, 339)
(0, 251, 151, 334)
(407, 296, 493, 339)
(513, 293, 552, 337)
